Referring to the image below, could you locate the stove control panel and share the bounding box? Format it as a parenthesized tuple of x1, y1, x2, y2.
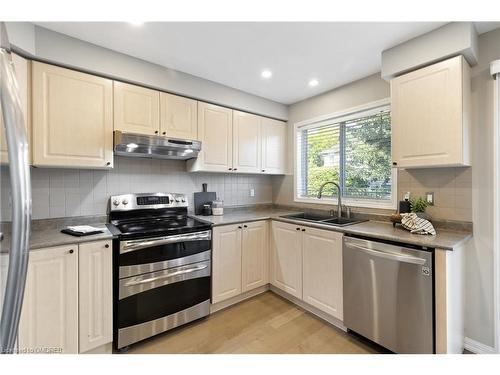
(109, 193, 188, 211)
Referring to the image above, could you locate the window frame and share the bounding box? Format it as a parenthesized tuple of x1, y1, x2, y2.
(293, 98, 397, 210)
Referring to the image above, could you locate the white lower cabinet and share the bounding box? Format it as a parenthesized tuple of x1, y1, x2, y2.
(78, 240, 113, 353)
(302, 227, 343, 320)
(18, 240, 112, 354)
(212, 221, 269, 304)
(18, 244, 79, 354)
(270, 221, 303, 299)
(271, 221, 343, 320)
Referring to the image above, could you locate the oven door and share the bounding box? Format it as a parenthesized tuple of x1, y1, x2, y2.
(116, 260, 211, 348)
(117, 230, 211, 278)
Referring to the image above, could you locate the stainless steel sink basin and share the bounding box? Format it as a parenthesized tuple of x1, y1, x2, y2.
(280, 213, 366, 227)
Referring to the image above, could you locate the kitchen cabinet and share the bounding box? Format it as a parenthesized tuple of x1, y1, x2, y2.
(212, 224, 242, 303)
(212, 220, 269, 304)
(187, 102, 233, 172)
(302, 227, 343, 319)
(241, 221, 269, 292)
(391, 55, 471, 168)
(270, 221, 303, 299)
(232, 110, 261, 173)
(78, 240, 113, 353)
(31, 62, 114, 169)
(18, 240, 113, 354)
(114, 81, 160, 136)
(0, 53, 31, 165)
(261, 118, 287, 174)
(160, 92, 198, 139)
(18, 244, 79, 354)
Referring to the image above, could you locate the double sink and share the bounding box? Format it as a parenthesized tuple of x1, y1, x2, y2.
(280, 212, 366, 227)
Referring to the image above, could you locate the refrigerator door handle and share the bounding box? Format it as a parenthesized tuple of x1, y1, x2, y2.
(0, 22, 32, 354)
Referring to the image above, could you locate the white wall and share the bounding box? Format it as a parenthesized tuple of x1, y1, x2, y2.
(464, 27, 500, 349)
(6, 23, 288, 120)
(0, 158, 273, 220)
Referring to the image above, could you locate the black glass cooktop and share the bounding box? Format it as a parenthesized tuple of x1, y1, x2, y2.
(112, 216, 211, 239)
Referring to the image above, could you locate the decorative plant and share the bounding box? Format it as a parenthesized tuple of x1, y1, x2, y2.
(410, 196, 428, 213)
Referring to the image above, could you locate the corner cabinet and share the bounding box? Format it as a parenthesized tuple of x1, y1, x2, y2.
(0, 53, 31, 165)
(391, 55, 471, 168)
(18, 240, 113, 354)
(261, 118, 287, 174)
(212, 221, 269, 304)
(114, 81, 160, 136)
(31, 62, 114, 169)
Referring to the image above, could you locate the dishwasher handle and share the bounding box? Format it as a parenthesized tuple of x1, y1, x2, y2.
(348, 243, 427, 265)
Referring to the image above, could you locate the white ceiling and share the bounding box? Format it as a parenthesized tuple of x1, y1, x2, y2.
(35, 22, 500, 105)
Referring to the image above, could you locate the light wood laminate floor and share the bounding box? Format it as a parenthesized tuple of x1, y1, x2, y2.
(125, 291, 385, 354)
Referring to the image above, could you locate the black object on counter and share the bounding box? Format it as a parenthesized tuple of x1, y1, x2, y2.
(194, 183, 216, 215)
(399, 200, 411, 213)
(201, 204, 212, 216)
(61, 228, 103, 237)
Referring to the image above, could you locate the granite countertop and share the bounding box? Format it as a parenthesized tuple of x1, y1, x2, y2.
(0, 224, 115, 254)
(193, 207, 472, 250)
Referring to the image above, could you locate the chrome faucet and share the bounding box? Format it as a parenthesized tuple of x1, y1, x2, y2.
(317, 181, 342, 220)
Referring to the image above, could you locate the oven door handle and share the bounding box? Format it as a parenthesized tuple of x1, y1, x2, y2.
(120, 230, 212, 254)
(123, 264, 209, 287)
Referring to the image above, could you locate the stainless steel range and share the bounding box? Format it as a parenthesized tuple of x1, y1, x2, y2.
(108, 193, 212, 350)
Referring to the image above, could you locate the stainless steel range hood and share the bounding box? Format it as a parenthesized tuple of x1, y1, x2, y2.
(114, 131, 201, 160)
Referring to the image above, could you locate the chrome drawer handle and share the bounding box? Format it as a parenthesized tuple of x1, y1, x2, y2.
(348, 244, 426, 265)
(124, 264, 209, 287)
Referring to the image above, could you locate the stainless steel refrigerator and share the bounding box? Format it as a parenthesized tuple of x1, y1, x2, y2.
(0, 22, 32, 354)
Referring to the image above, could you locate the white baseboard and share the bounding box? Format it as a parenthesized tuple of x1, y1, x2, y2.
(464, 337, 497, 354)
(210, 285, 270, 313)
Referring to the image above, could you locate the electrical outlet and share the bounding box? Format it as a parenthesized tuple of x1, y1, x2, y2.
(249, 188, 255, 197)
(404, 191, 411, 201)
(426, 192, 434, 206)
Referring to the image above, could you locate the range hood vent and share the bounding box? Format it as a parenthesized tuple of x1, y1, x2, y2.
(114, 131, 201, 160)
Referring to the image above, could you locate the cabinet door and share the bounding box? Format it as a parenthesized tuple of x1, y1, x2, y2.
(32, 62, 113, 168)
(160, 92, 198, 139)
(0, 54, 31, 165)
(190, 102, 233, 172)
(261, 118, 287, 174)
(270, 221, 302, 299)
(391, 56, 468, 168)
(18, 245, 79, 354)
(233, 111, 261, 173)
(212, 224, 242, 303)
(302, 228, 343, 319)
(78, 240, 113, 353)
(114, 81, 160, 135)
(241, 221, 269, 292)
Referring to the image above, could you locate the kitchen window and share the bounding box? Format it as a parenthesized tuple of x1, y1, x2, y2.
(294, 99, 396, 209)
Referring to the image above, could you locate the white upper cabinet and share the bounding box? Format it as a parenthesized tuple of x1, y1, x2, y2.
(302, 228, 343, 320)
(270, 221, 303, 299)
(18, 244, 79, 354)
(0, 53, 31, 165)
(391, 55, 471, 168)
(188, 102, 233, 172)
(114, 81, 160, 136)
(160, 92, 198, 139)
(241, 221, 269, 292)
(233, 110, 261, 173)
(261, 118, 287, 174)
(32, 62, 114, 169)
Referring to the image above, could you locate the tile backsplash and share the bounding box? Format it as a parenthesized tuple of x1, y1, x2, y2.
(397, 167, 472, 222)
(0, 157, 273, 220)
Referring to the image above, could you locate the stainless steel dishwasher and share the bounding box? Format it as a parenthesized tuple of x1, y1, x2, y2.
(343, 236, 434, 353)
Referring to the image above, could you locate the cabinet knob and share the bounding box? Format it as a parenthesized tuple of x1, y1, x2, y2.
(238, 226, 242, 229)
(392, 162, 397, 166)
(106, 162, 111, 166)
(154, 130, 159, 134)
(243, 225, 248, 228)
(228, 168, 233, 171)
(296, 227, 300, 231)
(233, 168, 238, 171)
(261, 169, 265, 172)
(301, 229, 306, 232)
(162, 132, 166, 135)
(105, 244, 109, 248)
(69, 249, 74, 254)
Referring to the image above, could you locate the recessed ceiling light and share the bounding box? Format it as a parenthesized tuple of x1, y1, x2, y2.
(129, 21, 144, 27)
(308, 79, 319, 87)
(261, 70, 273, 79)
